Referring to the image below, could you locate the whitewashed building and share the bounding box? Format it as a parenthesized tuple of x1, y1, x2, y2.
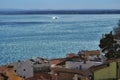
(10, 57, 50, 79)
(65, 61, 102, 70)
(11, 60, 33, 79)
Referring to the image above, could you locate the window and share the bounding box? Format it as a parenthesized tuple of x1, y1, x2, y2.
(14, 70, 16, 72)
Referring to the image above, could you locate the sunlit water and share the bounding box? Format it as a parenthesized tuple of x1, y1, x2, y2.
(0, 14, 120, 65)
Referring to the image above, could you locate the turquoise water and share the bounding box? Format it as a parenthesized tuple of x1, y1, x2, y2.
(0, 14, 120, 65)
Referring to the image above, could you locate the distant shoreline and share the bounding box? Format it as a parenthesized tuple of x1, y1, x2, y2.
(0, 10, 120, 15)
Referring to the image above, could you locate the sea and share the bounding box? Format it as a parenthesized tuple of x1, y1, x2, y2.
(0, 14, 120, 65)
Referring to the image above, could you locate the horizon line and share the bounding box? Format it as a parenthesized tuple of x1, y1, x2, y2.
(1, 9, 120, 11)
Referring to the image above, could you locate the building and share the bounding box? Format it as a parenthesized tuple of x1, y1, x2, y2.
(65, 61, 102, 70)
(50, 53, 81, 68)
(89, 59, 120, 80)
(32, 57, 51, 73)
(66, 53, 78, 58)
(11, 57, 51, 79)
(25, 72, 52, 80)
(11, 60, 33, 79)
(49, 58, 66, 68)
(78, 50, 100, 61)
(52, 67, 89, 80)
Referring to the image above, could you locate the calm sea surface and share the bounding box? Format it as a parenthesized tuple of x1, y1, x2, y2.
(0, 14, 120, 65)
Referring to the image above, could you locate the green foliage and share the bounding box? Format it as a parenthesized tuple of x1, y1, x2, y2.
(99, 32, 120, 59)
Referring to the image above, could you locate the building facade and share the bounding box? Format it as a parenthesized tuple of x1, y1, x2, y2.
(11, 60, 33, 79)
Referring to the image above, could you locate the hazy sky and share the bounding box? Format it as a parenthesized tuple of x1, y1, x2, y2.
(0, 0, 120, 10)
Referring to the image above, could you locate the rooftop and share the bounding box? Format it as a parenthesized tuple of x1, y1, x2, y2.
(52, 67, 88, 76)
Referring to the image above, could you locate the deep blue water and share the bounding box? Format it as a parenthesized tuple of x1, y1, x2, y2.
(0, 14, 120, 65)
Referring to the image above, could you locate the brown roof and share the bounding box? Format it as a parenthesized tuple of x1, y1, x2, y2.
(50, 54, 81, 66)
(89, 64, 108, 72)
(0, 65, 11, 73)
(66, 53, 77, 58)
(50, 58, 66, 65)
(26, 73, 52, 80)
(52, 67, 88, 76)
(89, 59, 117, 72)
(84, 50, 100, 56)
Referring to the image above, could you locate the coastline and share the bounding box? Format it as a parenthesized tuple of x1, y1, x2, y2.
(0, 50, 119, 80)
(0, 10, 120, 15)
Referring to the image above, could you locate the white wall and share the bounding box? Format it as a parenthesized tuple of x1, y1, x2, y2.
(11, 60, 33, 79)
(65, 61, 102, 70)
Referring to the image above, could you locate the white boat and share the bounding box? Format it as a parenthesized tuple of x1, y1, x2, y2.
(52, 16, 59, 20)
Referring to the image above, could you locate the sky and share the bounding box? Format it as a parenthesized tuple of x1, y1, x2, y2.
(0, 0, 120, 10)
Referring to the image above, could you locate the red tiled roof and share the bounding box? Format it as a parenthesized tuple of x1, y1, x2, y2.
(50, 58, 66, 65)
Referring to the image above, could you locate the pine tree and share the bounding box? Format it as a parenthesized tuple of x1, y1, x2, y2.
(99, 32, 120, 59)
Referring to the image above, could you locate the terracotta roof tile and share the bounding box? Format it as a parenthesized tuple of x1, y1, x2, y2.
(84, 50, 100, 56)
(50, 58, 66, 65)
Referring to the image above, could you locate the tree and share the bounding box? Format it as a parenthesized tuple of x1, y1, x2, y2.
(114, 20, 120, 39)
(99, 31, 120, 59)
